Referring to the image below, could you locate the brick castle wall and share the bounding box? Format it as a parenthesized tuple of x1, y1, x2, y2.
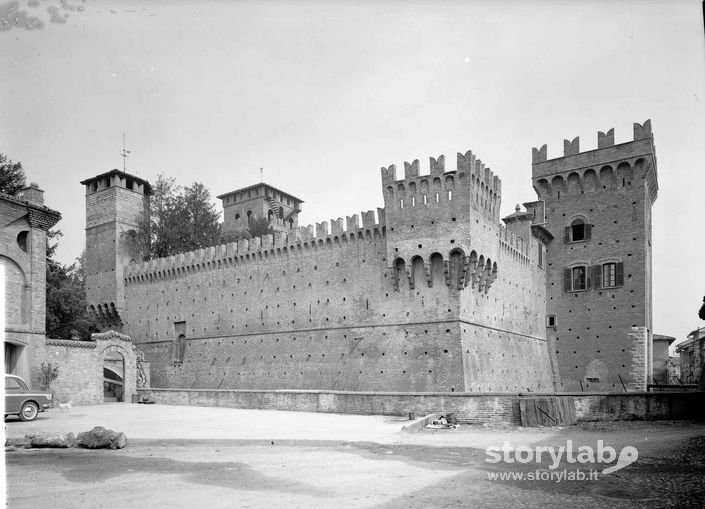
(118, 150, 553, 393)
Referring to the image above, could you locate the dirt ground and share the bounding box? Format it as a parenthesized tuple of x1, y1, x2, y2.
(5, 408, 705, 508)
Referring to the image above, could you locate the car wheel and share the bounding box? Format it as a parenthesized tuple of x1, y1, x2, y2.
(19, 402, 39, 422)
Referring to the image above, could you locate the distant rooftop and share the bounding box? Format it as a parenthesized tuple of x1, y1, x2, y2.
(80, 169, 152, 195)
(217, 182, 303, 204)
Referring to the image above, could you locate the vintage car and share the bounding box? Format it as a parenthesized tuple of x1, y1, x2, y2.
(4, 374, 52, 421)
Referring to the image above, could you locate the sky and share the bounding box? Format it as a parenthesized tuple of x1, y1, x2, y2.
(1, 0, 704, 345)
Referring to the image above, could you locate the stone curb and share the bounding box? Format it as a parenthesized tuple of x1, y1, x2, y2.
(401, 413, 439, 433)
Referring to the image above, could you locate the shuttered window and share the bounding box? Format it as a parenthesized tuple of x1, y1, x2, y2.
(595, 262, 624, 288)
(565, 266, 589, 291)
(564, 219, 592, 243)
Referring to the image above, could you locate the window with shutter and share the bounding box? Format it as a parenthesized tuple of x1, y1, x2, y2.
(570, 219, 586, 241)
(602, 263, 616, 287)
(593, 265, 602, 289)
(571, 266, 586, 291)
(564, 268, 572, 291)
(615, 262, 624, 286)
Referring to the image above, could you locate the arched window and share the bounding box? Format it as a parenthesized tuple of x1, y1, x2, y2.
(565, 218, 591, 243)
(246, 210, 252, 224)
(235, 213, 241, 222)
(268, 209, 274, 221)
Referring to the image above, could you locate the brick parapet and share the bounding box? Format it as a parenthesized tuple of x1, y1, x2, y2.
(124, 210, 386, 282)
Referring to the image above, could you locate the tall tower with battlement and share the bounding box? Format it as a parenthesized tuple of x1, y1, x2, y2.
(81, 169, 152, 331)
(217, 183, 303, 235)
(532, 120, 658, 391)
(382, 152, 502, 273)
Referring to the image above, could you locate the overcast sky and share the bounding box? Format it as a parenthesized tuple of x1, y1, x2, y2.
(2, 0, 703, 344)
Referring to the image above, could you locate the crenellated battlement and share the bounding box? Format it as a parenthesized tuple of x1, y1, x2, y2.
(532, 120, 654, 171)
(498, 224, 531, 262)
(124, 208, 387, 282)
(531, 120, 658, 203)
(380, 149, 502, 196)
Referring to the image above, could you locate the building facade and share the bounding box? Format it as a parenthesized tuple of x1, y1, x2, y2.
(81, 120, 659, 393)
(532, 120, 658, 391)
(1, 183, 61, 387)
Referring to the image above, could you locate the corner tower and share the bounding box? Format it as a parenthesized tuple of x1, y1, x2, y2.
(532, 120, 658, 391)
(81, 170, 151, 331)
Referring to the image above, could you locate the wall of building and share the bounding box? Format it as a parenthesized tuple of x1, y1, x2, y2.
(44, 339, 100, 404)
(39, 332, 142, 405)
(137, 388, 705, 423)
(532, 122, 658, 392)
(120, 150, 553, 393)
(1, 190, 59, 387)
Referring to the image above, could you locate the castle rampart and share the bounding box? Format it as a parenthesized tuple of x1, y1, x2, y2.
(99, 148, 554, 393)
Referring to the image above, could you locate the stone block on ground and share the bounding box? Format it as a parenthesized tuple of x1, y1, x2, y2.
(24, 432, 76, 448)
(76, 426, 127, 449)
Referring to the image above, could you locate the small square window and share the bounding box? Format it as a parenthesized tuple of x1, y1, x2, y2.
(547, 315, 557, 328)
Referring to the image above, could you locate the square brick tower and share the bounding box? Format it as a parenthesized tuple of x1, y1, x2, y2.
(217, 183, 303, 235)
(81, 170, 151, 331)
(532, 120, 658, 391)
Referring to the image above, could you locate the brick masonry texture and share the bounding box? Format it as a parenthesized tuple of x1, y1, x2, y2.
(42, 332, 141, 405)
(533, 121, 657, 392)
(86, 150, 554, 393)
(1, 190, 60, 388)
(138, 388, 705, 424)
(83, 121, 658, 394)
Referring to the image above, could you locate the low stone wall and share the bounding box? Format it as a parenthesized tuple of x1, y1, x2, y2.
(137, 388, 705, 423)
(572, 392, 705, 421)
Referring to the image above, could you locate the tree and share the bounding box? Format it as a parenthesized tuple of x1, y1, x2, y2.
(45, 230, 97, 340)
(248, 216, 275, 238)
(125, 174, 222, 260)
(0, 153, 26, 195)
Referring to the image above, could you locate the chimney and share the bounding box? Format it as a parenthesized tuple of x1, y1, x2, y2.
(19, 182, 44, 205)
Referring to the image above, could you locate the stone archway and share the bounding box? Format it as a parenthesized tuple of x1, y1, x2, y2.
(103, 350, 125, 402)
(93, 331, 141, 404)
